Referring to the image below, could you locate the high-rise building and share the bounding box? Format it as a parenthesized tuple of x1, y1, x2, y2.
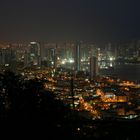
(24, 50, 29, 67)
(0, 47, 15, 65)
(74, 43, 81, 71)
(27, 42, 41, 66)
(90, 56, 98, 80)
(48, 48, 56, 68)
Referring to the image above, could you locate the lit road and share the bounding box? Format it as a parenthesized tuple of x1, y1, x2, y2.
(79, 96, 101, 119)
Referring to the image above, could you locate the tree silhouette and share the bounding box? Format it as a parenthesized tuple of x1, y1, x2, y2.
(0, 71, 70, 125)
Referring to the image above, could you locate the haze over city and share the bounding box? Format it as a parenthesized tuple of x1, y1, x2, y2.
(0, 0, 140, 43)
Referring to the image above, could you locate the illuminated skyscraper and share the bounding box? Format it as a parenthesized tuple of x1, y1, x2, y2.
(28, 42, 41, 66)
(47, 43, 58, 69)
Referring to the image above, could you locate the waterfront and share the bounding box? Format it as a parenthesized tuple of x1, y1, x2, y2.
(99, 64, 140, 82)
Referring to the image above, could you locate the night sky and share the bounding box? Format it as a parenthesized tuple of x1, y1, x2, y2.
(0, 0, 140, 43)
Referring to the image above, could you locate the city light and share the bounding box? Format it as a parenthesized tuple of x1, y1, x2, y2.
(68, 58, 74, 63)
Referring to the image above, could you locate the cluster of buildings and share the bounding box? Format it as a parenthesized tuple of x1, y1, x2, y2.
(116, 39, 140, 62)
(0, 39, 140, 121)
(24, 69, 140, 120)
(0, 41, 99, 79)
(0, 39, 140, 78)
(22, 67, 140, 120)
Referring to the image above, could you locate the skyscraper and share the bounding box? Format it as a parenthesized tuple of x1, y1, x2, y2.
(28, 42, 41, 66)
(74, 43, 81, 71)
(90, 56, 98, 80)
(0, 47, 14, 65)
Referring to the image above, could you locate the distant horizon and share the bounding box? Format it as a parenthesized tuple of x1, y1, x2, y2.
(0, 37, 140, 45)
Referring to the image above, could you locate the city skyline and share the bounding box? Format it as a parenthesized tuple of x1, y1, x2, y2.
(0, 0, 140, 43)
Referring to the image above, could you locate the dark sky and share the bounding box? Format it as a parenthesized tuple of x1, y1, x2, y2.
(0, 0, 140, 43)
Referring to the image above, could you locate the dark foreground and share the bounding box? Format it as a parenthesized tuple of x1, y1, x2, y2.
(0, 71, 140, 139)
(1, 118, 140, 140)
